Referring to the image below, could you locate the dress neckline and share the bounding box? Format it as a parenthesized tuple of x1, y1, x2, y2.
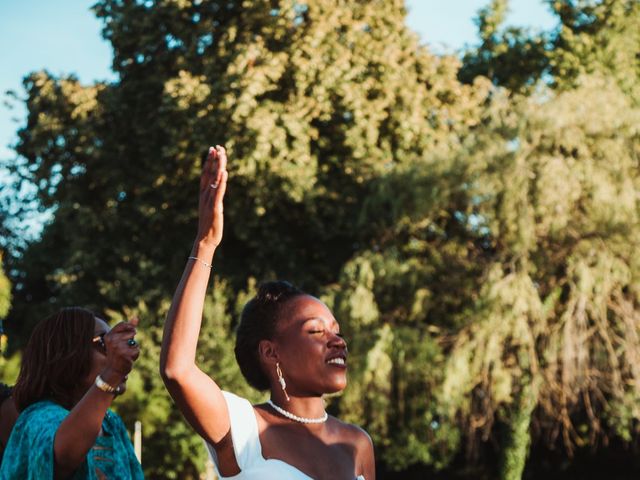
(250, 404, 365, 480)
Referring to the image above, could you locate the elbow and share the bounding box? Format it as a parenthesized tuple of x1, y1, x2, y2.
(159, 351, 176, 381)
(159, 360, 188, 386)
(160, 364, 195, 399)
(159, 347, 197, 389)
(160, 367, 181, 393)
(159, 362, 176, 383)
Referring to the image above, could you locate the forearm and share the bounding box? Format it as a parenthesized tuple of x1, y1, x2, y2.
(53, 379, 119, 477)
(160, 241, 217, 379)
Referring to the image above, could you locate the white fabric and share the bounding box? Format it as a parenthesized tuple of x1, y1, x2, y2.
(205, 391, 365, 480)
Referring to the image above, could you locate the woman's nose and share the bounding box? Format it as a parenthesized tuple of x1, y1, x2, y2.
(329, 332, 347, 349)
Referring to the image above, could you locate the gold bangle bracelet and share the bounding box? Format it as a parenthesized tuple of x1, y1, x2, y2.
(95, 375, 117, 394)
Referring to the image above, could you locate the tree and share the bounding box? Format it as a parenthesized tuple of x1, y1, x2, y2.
(328, 74, 640, 478)
(0, 253, 10, 322)
(0, 252, 19, 385)
(549, 0, 640, 102)
(460, 0, 640, 102)
(7, 0, 640, 478)
(459, 0, 549, 92)
(441, 76, 640, 478)
(5, 0, 487, 476)
(0, 252, 11, 360)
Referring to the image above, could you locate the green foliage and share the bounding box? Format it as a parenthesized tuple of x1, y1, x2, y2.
(461, 0, 640, 101)
(0, 353, 21, 386)
(549, 0, 640, 102)
(3, 1, 640, 478)
(0, 253, 11, 320)
(460, 0, 549, 91)
(0, 253, 12, 363)
(440, 76, 640, 464)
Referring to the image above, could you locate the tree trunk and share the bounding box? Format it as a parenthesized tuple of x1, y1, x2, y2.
(499, 378, 539, 480)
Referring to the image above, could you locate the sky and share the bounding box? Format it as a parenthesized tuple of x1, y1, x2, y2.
(0, 0, 557, 162)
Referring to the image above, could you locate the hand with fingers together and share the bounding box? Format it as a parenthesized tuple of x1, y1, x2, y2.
(197, 145, 228, 249)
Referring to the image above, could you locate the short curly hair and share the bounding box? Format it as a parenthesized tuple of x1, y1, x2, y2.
(234, 281, 305, 390)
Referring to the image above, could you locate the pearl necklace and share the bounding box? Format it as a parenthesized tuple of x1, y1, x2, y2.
(267, 400, 328, 424)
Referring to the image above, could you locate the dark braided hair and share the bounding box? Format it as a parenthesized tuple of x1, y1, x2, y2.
(235, 281, 305, 390)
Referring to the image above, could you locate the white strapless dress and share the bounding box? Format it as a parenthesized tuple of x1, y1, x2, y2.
(205, 391, 366, 480)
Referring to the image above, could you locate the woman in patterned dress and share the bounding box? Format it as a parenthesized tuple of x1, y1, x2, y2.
(0, 307, 143, 479)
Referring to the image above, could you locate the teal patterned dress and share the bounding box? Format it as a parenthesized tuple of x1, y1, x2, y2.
(0, 400, 143, 479)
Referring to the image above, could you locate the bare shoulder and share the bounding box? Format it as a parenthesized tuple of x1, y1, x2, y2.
(329, 417, 375, 478)
(329, 416, 374, 453)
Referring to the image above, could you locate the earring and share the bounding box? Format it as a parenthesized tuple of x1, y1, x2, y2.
(276, 362, 290, 402)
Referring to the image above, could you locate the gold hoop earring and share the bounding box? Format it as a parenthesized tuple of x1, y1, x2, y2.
(276, 362, 290, 402)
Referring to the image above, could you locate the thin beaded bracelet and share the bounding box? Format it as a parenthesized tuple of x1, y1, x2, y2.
(188, 256, 213, 268)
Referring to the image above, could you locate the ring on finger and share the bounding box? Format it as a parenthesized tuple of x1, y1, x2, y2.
(127, 338, 138, 347)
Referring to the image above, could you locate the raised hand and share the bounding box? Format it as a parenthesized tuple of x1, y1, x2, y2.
(197, 145, 228, 248)
(161, 144, 233, 450)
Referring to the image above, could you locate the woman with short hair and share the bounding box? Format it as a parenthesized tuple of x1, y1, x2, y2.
(161, 146, 375, 479)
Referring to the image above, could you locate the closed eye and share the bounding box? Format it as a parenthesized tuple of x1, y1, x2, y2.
(310, 330, 345, 338)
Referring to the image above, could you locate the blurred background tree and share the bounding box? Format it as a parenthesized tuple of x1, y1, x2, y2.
(0, 252, 11, 362)
(2, 0, 640, 479)
(0, 254, 10, 323)
(460, 0, 640, 100)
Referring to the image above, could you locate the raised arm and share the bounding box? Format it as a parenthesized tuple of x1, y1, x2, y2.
(160, 146, 232, 446)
